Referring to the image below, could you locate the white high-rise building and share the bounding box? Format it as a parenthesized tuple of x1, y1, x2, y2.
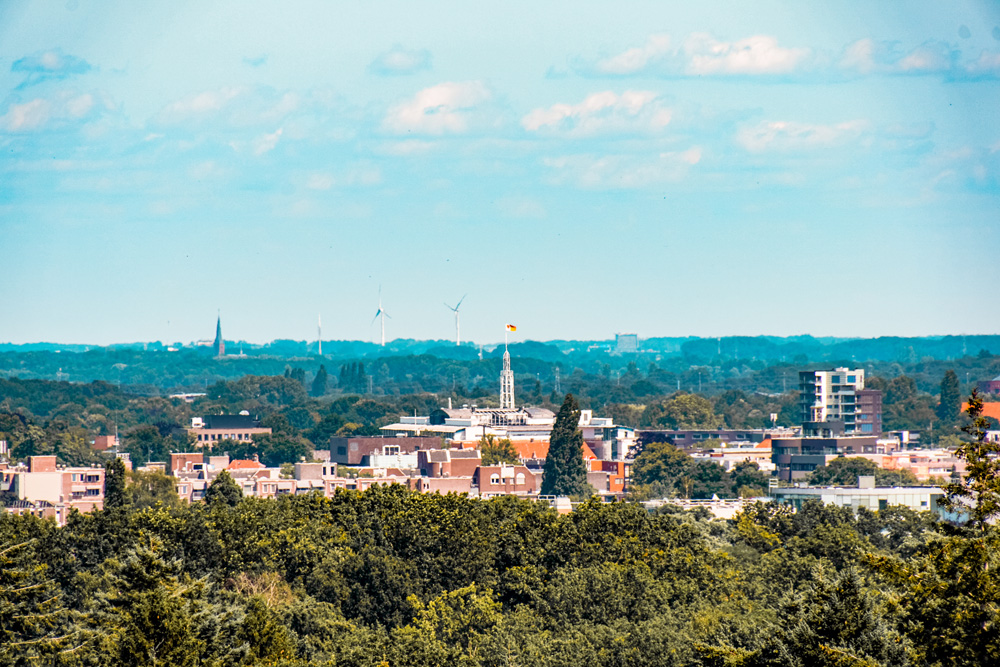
(799, 368, 866, 432)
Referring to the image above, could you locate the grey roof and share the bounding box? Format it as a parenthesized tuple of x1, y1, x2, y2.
(450, 449, 481, 459)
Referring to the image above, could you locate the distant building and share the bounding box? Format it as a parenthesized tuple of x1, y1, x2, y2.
(636, 428, 794, 450)
(615, 333, 639, 354)
(0, 456, 106, 523)
(771, 479, 947, 518)
(187, 414, 271, 446)
(977, 375, 1000, 395)
(799, 368, 881, 435)
(328, 435, 443, 466)
(771, 435, 896, 481)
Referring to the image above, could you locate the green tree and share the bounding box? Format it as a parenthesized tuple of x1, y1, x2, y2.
(311, 364, 329, 398)
(204, 470, 242, 507)
(937, 369, 961, 423)
(630, 441, 691, 497)
(942, 389, 1000, 529)
(643, 392, 723, 429)
(127, 469, 181, 509)
(540, 394, 594, 498)
(479, 434, 518, 465)
(0, 541, 73, 665)
(104, 457, 128, 510)
(731, 461, 770, 497)
(808, 457, 880, 486)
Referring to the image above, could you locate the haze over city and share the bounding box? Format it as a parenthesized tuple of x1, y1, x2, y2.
(2, 1, 999, 345)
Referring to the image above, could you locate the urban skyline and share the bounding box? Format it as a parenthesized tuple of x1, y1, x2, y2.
(3, 1, 1000, 345)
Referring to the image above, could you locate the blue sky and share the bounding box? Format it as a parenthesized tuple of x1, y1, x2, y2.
(2, 1, 999, 346)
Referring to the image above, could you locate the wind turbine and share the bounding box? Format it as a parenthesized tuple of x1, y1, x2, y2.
(371, 286, 391, 346)
(444, 294, 467, 346)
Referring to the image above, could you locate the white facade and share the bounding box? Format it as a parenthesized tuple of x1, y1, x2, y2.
(799, 367, 865, 425)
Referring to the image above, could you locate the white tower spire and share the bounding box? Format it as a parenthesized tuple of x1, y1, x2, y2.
(500, 325, 515, 409)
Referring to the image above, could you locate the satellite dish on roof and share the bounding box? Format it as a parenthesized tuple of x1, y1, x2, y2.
(239, 410, 250, 416)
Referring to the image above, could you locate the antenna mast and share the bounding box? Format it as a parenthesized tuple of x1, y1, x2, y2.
(317, 314, 322, 356)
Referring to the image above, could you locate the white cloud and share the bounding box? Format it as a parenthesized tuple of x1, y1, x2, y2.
(837, 39, 998, 78)
(577, 32, 811, 77)
(542, 148, 701, 189)
(1, 99, 50, 131)
(522, 90, 671, 136)
(383, 81, 492, 135)
(0, 92, 103, 132)
(12, 49, 92, 86)
(305, 165, 382, 190)
(897, 42, 954, 73)
(306, 173, 335, 191)
(370, 45, 432, 75)
(252, 127, 283, 155)
(965, 50, 1000, 76)
(163, 87, 245, 117)
(155, 86, 303, 128)
(684, 33, 811, 75)
(594, 34, 672, 75)
(737, 120, 870, 152)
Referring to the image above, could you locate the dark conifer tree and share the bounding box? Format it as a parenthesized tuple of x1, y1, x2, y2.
(104, 457, 128, 509)
(540, 394, 594, 497)
(937, 369, 961, 422)
(311, 364, 328, 397)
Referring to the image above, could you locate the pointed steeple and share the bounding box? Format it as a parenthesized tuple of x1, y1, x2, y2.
(213, 311, 225, 357)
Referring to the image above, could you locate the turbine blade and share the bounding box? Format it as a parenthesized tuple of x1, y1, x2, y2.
(455, 293, 467, 309)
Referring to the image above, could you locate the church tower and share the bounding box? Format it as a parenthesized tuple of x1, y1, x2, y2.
(500, 345, 515, 409)
(213, 313, 225, 357)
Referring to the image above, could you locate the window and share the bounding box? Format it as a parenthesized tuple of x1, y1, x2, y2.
(516, 473, 525, 485)
(848, 375, 856, 383)
(490, 473, 500, 485)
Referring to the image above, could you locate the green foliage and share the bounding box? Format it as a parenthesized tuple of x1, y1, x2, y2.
(0, 541, 73, 665)
(127, 469, 182, 509)
(540, 394, 594, 498)
(642, 392, 724, 429)
(221, 432, 313, 467)
(310, 364, 329, 398)
(479, 434, 518, 466)
(104, 456, 128, 509)
(937, 369, 961, 423)
(631, 441, 741, 499)
(942, 389, 1000, 529)
(205, 470, 243, 507)
(809, 457, 919, 487)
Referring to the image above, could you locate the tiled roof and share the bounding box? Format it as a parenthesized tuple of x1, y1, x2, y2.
(965, 402, 1000, 422)
(227, 459, 265, 470)
(514, 440, 549, 460)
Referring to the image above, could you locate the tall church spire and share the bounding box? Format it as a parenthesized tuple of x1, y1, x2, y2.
(500, 325, 516, 409)
(213, 311, 225, 357)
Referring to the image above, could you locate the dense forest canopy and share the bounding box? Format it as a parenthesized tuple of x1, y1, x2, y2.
(3, 486, 998, 666)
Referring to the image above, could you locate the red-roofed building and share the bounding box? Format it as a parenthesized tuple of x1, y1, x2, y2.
(228, 459, 266, 471)
(964, 401, 1000, 422)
